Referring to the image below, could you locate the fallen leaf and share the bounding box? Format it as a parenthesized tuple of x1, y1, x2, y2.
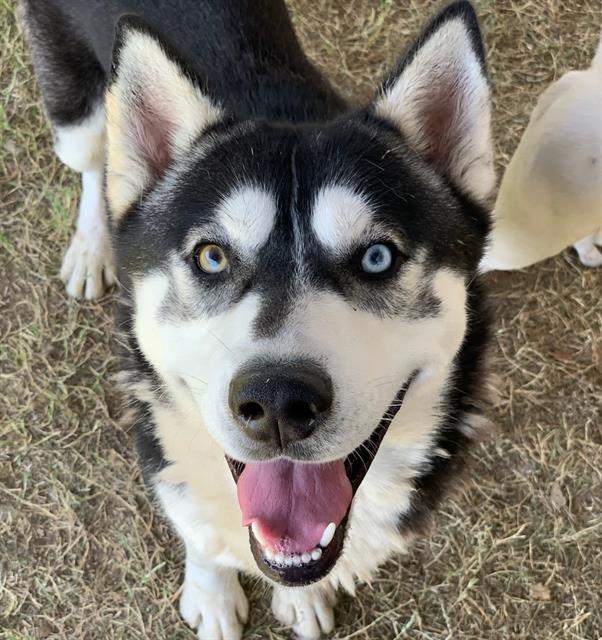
(3, 139, 16, 154)
(529, 583, 551, 601)
(550, 482, 567, 510)
(38, 619, 56, 638)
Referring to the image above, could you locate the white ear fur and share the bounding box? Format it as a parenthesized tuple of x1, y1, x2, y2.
(374, 5, 494, 203)
(106, 23, 223, 219)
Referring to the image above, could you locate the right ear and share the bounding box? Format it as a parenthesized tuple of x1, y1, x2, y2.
(372, 1, 494, 204)
(106, 17, 223, 220)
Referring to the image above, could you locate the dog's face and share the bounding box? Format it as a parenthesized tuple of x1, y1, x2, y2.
(108, 5, 494, 585)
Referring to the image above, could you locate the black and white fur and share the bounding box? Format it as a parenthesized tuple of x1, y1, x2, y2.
(21, 1, 494, 637)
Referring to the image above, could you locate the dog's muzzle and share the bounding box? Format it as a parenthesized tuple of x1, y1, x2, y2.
(226, 365, 418, 586)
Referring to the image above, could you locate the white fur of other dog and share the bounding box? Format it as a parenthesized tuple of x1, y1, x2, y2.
(482, 33, 602, 271)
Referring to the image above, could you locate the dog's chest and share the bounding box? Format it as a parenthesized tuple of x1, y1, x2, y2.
(151, 404, 258, 573)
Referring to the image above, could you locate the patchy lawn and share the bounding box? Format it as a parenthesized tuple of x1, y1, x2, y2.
(1, 0, 600, 638)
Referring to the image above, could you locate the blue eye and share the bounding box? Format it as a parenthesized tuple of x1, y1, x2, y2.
(195, 243, 229, 274)
(360, 243, 394, 274)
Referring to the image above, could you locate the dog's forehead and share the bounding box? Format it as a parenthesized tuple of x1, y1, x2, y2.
(211, 181, 376, 256)
(180, 122, 385, 249)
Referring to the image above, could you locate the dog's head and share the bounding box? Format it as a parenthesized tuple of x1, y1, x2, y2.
(108, 2, 494, 585)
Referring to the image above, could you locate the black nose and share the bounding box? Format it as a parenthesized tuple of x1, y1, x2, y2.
(229, 360, 333, 448)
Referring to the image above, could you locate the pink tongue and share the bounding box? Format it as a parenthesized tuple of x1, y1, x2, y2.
(237, 459, 352, 554)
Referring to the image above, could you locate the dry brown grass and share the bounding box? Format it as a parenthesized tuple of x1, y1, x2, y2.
(1, 0, 601, 638)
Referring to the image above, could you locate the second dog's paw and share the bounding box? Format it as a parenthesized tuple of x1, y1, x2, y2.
(573, 233, 602, 268)
(179, 570, 248, 640)
(272, 583, 336, 640)
(60, 227, 117, 299)
(577, 245, 602, 268)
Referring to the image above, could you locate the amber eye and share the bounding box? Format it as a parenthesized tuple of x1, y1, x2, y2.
(195, 243, 229, 274)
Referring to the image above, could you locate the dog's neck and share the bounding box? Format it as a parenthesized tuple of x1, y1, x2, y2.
(68, 0, 346, 123)
(181, 0, 346, 123)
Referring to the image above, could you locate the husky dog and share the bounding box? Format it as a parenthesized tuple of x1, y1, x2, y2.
(21, 0, 495, 637)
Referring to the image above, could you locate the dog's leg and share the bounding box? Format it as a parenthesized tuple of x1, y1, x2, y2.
(271, 582, 337, 640)
(19, 0, 115, 298)
(179, 543, 248, 640)
(55, 107, 116, 299)
(573, 231, 602, 267)
(154, 481, 249, 639)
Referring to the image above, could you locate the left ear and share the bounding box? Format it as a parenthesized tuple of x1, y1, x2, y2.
(106, 16, 224, 221)
(373, 1, 494, 203)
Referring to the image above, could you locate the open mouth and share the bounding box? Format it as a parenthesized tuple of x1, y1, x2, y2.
(226, 373, 416, 586)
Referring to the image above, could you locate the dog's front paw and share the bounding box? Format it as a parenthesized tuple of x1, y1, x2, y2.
(271, 583, 336, 640)
(573, 232, 602, 268)
(60, 226, 117, 300)
(179, 565, 248, 640)
(577, 245, 602, 267)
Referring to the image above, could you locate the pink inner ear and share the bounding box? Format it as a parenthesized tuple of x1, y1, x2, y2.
(130, 92, 175, 178)
(420, 75, 466, 173)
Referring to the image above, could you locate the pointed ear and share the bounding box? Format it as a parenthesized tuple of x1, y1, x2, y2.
(373, 1, 494, 203)
(106, 17, 223, 220)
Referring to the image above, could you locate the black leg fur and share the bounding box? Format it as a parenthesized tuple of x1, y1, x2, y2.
(19, 0, 106, 127)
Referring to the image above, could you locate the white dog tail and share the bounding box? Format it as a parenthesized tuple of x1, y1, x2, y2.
(593, 28, 602, 69)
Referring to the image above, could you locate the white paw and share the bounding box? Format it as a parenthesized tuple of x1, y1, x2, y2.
(179, 569, 248, 640)
(271, 583, 336, 640)
(573, 232, 602, 268)
(60, 226, 117, 299)
(576, 245, 602, 267)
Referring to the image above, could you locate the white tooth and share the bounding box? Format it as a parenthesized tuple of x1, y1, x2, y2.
(292, 554, 302, 566)
(275, 553, 284, 564)
(311, 548, 322, 561)
(319, 522, 336, 548)
(264, 548, 274, 561)
(301, 553, 311, 563)
(284, 555, 294, 566)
